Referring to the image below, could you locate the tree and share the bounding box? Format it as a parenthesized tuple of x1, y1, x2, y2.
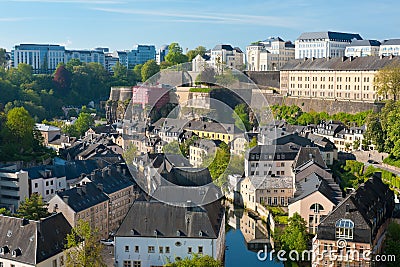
(65, 220, 106, 267)
(6, 107, 35, 142)
(275, 213, 310, 263)
(53, 64, 72, 92)
(374, 63, 400, 101)
(165, 43, 188, 65)
(123, 144, 138, 164)
(186, 46, 207, 62)
(163, 140, 182, 155)
(65, 58, 83, 72)
(245, 137, 258, 149)
(141, 59, 160, 82)
(74, 112, 95, 137)
(16, 193, 50, 220)
(202, 142, 230, 185)
(232, 103, 250, 131)
(0, 48, 6, 67)
(165, 254, 223, 267)
(0, 208, 11, 216)
(215, 69, 237, 87)
(384, 221, 400, 267)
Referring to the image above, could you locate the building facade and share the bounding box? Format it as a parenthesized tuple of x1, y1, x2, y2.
(127, 45, 156, 68)
(280, 55, 400, 102)
(12, 44, 65, 74)
(64, 49, 105, 67)
(114, 200, 225, 267)
(210, 44, 244, 70)
(0, 168, 29, 213)
(295, 31, 362, 59)
(246, 37, 295, 71)
(344, 40, 381, 57)
(379, 39, 400, 56)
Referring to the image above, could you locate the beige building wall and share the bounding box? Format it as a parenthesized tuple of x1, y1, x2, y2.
(108, 186, 135, 233)
(288, 191, 336, 234)
(280, 69, 380, 103)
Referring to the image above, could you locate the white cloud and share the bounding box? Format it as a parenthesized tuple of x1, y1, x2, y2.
(92, 7, 310, 28)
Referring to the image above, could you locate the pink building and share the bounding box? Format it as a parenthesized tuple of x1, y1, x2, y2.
(131, 84, 170, 109)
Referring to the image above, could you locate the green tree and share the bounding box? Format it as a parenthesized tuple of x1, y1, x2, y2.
(186, 46, 207, 62)
(165, 43, 189, 65)
(6, 107, 35, 143)
(0, 208, 11, 216)
(16, 193, 50, 220)
(65, 220, 106, 267)
(65, 58, 83, 72)
(163, 140, 182, 155)
(74, 112, 95, 137)
(141, 59, 160, 82)
(374, 63, 400, 101)
(275, 213, 310, 264)
(232, 103, 250, 131)
(123, 144, 138, 164)
(384, 221, 400, 267)
(215, 69, 237, 87)
(202, 142, 230, 184)
(165, 254, 223, 267)
(245, 137, 258, 149)
(0, 48, 6, 67)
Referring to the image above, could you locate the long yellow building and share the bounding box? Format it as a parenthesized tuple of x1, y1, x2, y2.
(280, 55, 400, 103)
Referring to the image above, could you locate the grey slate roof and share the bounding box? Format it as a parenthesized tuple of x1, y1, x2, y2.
(116, 200, 225, 239)
(290, 172, 342, 204)
(247, 176, 293, 190)
(293, 147, 327, 170)
(246, 143, 300, 161)
(281, 55, 400, 71)
(297, 31, 362, 41)
(317, 173, 394, 244)
(348, 39, 381, 47)
(212, 44, 233, 51)
(0, 213, 72, 265)
(381, 39, 400, 46)
(25, 165, 66, 180)
(55, 182, 109, 212)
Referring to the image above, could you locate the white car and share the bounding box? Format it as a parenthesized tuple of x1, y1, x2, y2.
(100, 238, 114, 246)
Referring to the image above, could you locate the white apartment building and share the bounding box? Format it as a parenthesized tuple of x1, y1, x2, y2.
(0, 167, 29, 213)
(245, 143, 300, 177)
(25, 165, 67, 202)
(210, 44, 244, 70)
(295, 31, 362, 59)
(114, 200, 225, 267)
(345, 40, 381, 57)
(65, 49, 105, 67)
(379, 39, 400, 56)
(246, 37, 295, 71)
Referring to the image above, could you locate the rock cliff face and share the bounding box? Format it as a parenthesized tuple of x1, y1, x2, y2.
(106, 87, 133, 123)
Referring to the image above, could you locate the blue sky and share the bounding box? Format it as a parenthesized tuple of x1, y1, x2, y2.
(1, 0, 399, 52)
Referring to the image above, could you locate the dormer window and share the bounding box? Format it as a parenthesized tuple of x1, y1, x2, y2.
(335, 219, 354, 239)
(310, 203, 324, 213)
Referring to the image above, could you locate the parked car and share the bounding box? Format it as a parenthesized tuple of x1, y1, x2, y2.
(100, 238, 114, 246)
(367, 159, 379, 164)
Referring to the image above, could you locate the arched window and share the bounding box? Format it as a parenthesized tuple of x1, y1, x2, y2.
(310, 203, 324, 213)
(335, 219, 354, 239)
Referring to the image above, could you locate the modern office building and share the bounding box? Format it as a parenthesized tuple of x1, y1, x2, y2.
(156, 44, 169, 64)
(0, 167, 29, 213)
(65, 49, 105, 67)
(12, 44, 66, 73)
(127, 45, 156, 68)
(295, 31, 363, 59)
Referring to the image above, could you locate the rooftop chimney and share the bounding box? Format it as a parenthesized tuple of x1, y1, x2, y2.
(97, 183, 104, 192)
(63, 195, 69, 204)
(345, 204, 350, 213)
(117, 165, 122, 173)
(21, 218, 29, 227)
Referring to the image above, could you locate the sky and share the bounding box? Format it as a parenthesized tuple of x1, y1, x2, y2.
(0, 0, 399, 52)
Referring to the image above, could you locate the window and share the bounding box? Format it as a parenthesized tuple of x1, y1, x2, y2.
(60, 255, 64, 266)
(123, 261, 132, 267)
(310, 203, 324, 213)
(335, 219, 354, 239)
(148, 246, 155, 253)
(34, 183, 38, 188)
(159, 246, 163, 253)
(125, 245, 129, 252)
(165, 246, 170, 253)
(134, 246, 139, 253)
(188, 247, 192, 254)
(198, 246, 203, 254)
(53, 259, 57, 267)
(133, 261, 141, 267)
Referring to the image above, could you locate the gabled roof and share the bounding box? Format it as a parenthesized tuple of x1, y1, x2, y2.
(246, 176, 293, 190)
(0, 213, 72, 265)
(25, 165, 66, 180)
(116, 200, 225, 239)
(293, 147, 327, 170)
(290, 172, 342, 205)
(55, 182, 109, 212)
(297, 31, 362, 41)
